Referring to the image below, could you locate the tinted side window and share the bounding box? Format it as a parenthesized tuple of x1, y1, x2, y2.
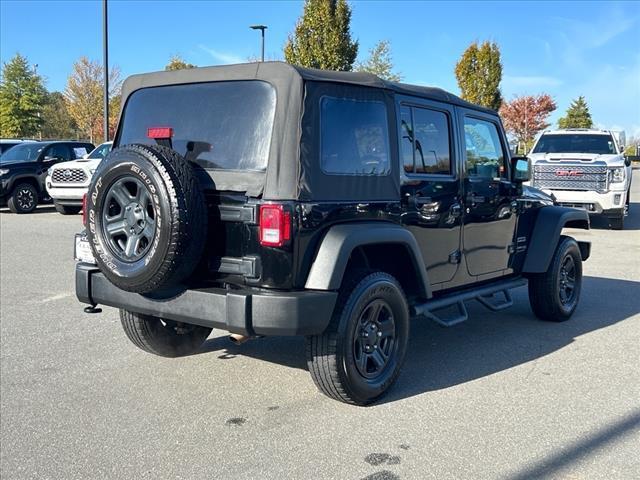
(320, 97, 390, 176)
(45, 144, 71, 161)
(400, 105, 452, 175)
(463, 117, 505, 178)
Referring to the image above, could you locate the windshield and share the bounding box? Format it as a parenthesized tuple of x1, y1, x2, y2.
(0, 143, 44, 163)
(532, 134, 616, 155)
(87, 143, 112, 159)
(118, 81, 276, 171)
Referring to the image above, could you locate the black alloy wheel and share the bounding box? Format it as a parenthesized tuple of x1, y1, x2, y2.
(353, 299, 397, 379)
(8, 183, 38, 214)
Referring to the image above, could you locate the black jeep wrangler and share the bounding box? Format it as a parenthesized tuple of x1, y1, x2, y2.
(75, 62, 590, 405)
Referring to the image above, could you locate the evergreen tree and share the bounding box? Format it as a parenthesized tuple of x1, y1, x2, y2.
(41, 91, 79, 140)
(165, 55, 196, 71)
(454, 41, 503, 110)
(284, 0, 358, 71)
(355, 40, 401, 81)
(558, 96, 593, 129)
(0, 53, 47, 138)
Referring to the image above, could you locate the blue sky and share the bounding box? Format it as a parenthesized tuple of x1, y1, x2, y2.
(1, 0, 639, 135)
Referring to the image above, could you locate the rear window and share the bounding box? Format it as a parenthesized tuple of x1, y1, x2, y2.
(532, 134, 616, 155)
(118, 81, 276, 171)
(320, 97, 390, 176)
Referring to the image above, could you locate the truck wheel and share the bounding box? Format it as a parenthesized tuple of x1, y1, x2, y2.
(7, 183, 38, 214)
(120, 309, 212, 357)
(86, 144, 207, 293)
(54, 202, 81, 215)
(305, 271, 410, 405)
(528, 236, 582, 322)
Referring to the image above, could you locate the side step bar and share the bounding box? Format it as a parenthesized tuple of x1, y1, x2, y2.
(413, 277, 528, 327)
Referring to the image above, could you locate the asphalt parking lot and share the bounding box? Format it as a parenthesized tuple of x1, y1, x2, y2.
(1, 175, 639, 480)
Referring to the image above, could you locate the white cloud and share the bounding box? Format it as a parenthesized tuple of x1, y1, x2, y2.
(197, 45, 244, 65)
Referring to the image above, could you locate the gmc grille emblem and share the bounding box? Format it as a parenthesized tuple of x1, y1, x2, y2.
(555, 169, 582, 177)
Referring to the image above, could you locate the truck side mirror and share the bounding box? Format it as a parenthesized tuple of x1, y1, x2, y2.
(511, 156, 530, 183)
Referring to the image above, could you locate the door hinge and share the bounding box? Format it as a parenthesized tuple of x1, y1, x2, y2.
(448, 250, 461, 264)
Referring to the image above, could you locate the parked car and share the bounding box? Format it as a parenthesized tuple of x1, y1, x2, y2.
(74, 62, 590, 405)
(528, 128, 632, 229)
(0, 138, 36, 155)
(46, 142, 112, 214)
(0, 140, 94, 213)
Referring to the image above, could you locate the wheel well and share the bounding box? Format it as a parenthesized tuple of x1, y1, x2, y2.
(11, 177, 41, 194)
(563, 219, 589, 230)
(345, 244, 425, 300)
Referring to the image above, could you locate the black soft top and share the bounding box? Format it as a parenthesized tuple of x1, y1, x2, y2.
(117, 62, 494, 200)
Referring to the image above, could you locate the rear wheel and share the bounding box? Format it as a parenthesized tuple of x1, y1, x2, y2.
(120, 309, 212, 357)
(54, 202, 81, 215)
(306, 271, 409, 405)
(8, 183, 38, 214)
(528, 236, 582, 322)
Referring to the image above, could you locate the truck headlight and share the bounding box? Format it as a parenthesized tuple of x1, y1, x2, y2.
(609, 167, 625, 183)
(89, 168, 96, 175)
(0, 168, 8, 177)
(47, 166, 54, 176)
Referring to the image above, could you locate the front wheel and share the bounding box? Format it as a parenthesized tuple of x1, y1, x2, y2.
(528, 236, 583, 322)
(306, 271, 410, 405)
(8, 183, 38, 213)
(120, 309, 212, 357)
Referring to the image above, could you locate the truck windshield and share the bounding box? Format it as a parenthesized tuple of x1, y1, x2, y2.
(117, 81, 276, 171)
(532, 134, 616, 155)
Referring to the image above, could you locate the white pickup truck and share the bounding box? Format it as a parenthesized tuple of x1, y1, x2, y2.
(528, 129, 632, 229)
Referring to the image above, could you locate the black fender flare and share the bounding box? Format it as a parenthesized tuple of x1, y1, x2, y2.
(304, 222, 432, 298)
(6, 173, 43, 194)
(522, 206, 590, 273)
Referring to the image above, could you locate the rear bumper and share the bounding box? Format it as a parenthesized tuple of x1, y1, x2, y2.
(75, 263, 338, 336)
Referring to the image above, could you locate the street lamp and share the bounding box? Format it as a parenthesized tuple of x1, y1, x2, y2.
(103, 0, 109, 141)
(250, 25, 267, 62)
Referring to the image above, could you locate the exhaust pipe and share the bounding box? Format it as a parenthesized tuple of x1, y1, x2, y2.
(229, 334, 252, 345)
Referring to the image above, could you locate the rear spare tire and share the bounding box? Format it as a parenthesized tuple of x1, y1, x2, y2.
(86, 144, 207, 293)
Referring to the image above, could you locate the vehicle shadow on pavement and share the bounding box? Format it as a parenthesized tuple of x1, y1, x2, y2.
(0, 205, 58, 215)
(589, 202, 639, 230)
(381, 274, 640, 403)
(197, 274, 640, 402)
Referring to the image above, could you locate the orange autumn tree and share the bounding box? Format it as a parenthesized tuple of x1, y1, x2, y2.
(500, 94, 556, 154)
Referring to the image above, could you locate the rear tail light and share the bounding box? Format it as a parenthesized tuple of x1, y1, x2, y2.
(259, 204, 291, 247)
(82, 193, 88, 226)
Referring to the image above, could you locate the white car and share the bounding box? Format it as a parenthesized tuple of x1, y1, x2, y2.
(527, 129, 632, 229)
(46, 142, 112, 214)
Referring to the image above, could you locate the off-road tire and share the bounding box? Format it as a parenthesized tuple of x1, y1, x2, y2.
(86, 144, 207, 293)
(120, 309, 212, 357)
(7, 183, 38, 214)
(528, 235, 582, 322)
(54, 203, 81, 215)
(306, 271, 410, 405)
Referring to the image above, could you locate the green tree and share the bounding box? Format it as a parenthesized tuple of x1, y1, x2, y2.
(355, 40, 401, 81)
(454, 41, 503, 110)
(165, 55, 196, 71)
(558, 96, 593, 129)
(284, 0, 358, 71)
(64, 57, 121, 143)
(0, 53, 47, 138)
(41, 91, 79, 140)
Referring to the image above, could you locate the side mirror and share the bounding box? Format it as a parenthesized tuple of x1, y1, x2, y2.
(511, 156, 530, 183)
(43, 156, 57, 162)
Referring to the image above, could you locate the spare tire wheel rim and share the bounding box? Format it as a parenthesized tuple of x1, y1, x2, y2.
(101, 176, 157, 262)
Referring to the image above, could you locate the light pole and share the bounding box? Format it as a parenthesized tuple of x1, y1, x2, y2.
(250, 25, 267, 62)
(103, 0, 109, 141)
